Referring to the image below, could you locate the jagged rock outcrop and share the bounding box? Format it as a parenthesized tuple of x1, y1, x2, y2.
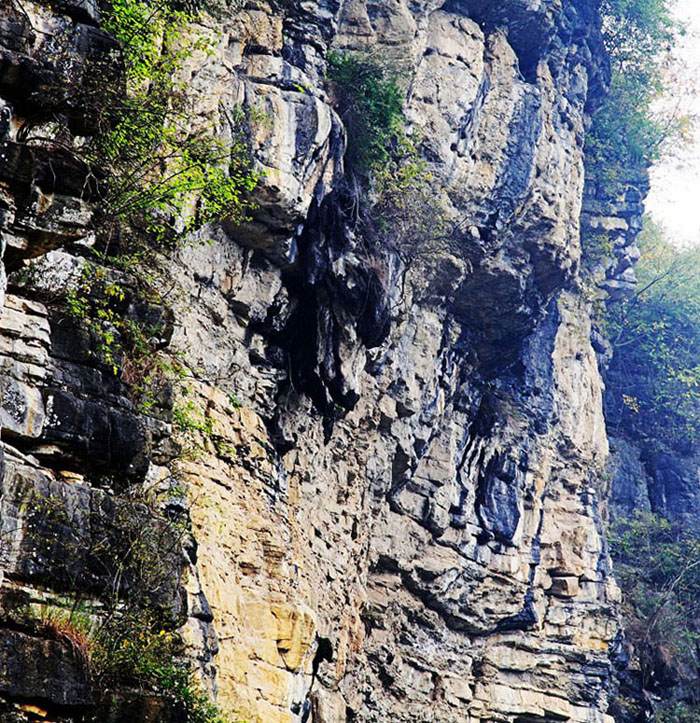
(580, 170, 649, 304)
(0, 0, 648, 721)
(606, 436, 700, 526)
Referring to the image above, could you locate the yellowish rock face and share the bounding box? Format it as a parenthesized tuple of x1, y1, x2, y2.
(179, 385, 319, 722)
(0, 0, 637, 720)
(162, 0, 622, 719)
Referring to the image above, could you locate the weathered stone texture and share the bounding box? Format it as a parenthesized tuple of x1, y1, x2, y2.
(153, 2, 620, 721)
(0, 0, 637, 721)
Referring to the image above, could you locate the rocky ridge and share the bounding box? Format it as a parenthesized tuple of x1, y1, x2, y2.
(0, 0, 655, 721)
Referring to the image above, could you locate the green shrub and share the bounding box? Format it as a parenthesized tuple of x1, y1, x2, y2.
(18, 0, 258, 250)
(18, 0, 258, 407)
(326, 52, 449, 259)
(37, 605, 236, 722)
(326, 51, 404, 177)
(656, 702, 700, 723)
(26, 488, 236, 722)
(95, 0, 257, 246)
(366, 133, 450, 261)
(94, 615, 232, 723)
(654, 703, 700, 723)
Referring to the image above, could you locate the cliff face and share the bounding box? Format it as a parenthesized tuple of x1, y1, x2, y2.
(0, 1, 642, 722)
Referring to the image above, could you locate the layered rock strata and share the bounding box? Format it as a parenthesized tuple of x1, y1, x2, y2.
(0, 0, 644, 721)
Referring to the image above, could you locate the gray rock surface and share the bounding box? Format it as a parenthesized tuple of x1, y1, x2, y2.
(0, 0, 673, 721)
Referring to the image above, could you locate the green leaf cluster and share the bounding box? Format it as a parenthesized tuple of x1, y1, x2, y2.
(605, 220, 699, 448)
(94, 0, 258, 245)
(60, 256, 188, 421)
(326, 51, 404, 177)
(587, 0, 682, 173)
(64, 263, 126, 375)
(326, 52, 449, 258)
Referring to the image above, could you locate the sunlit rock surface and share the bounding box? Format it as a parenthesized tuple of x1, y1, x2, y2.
(0, 1, 663, 721)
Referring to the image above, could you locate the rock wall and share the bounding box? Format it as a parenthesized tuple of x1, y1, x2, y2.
(0, 0, 637, 721)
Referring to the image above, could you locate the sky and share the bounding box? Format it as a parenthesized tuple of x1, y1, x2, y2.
(645, 0, 700, 246)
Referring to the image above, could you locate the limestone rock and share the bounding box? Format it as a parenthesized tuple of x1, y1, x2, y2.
(0, 0, 643, 721)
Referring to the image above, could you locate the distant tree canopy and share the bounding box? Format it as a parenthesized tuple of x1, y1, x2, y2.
(592, 1, 698, 449)
(605, 219, 700, 450)
(587, 0, 682, 171)
(599, 0, 676, 75)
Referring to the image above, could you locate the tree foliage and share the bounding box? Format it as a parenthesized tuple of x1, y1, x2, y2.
(326, 52, 449, 260)
(587, 0, 681, 171)
(97, 0, 257, 247)
(608, 512, 700, 705)
(19, 0, 257, 250)
(16, 0, 258, 404)
(326, 51, 404, 177)
(604, 220, 699, 449)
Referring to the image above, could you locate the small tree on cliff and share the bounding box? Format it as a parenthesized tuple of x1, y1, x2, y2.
(14, 0, 257, 253)
(326, 52, 450, 264)
(16, 485, 234, 722)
